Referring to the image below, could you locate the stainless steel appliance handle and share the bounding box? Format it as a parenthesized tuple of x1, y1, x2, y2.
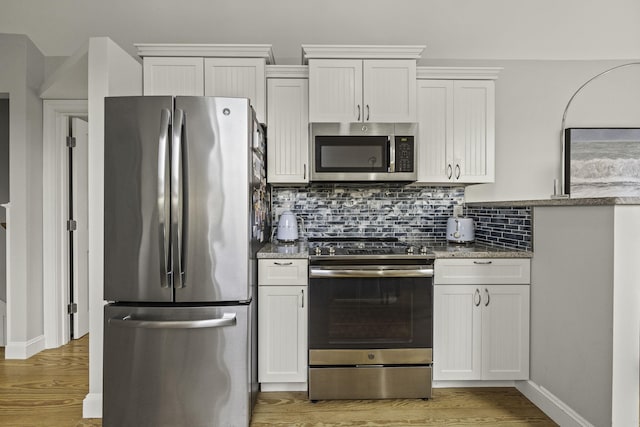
(172, 108, 185, 289)
(109, 313, 237, 329)
(158, 108, 172, 288)
(310, 265, 433, 278)
(388, 138, 395, 173)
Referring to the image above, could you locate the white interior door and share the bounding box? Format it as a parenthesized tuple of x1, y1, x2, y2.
(72, 117, 89, 338)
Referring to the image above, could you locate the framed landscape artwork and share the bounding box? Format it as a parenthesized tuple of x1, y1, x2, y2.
(564, 128, 640, 197)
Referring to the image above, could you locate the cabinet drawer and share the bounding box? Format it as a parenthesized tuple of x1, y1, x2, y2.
(435, 258, 530, 285)
(258, 259, 308, 286)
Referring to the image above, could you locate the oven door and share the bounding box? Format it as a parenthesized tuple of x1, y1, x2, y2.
(308, 264, 433, 351)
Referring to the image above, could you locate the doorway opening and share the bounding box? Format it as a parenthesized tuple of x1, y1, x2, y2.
(42, 100, 88, 349)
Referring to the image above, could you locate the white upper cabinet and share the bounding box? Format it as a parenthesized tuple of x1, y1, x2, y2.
(137, 44, 273, 123)
(452, 80, 495, 183)
(266, 71, 309, 184)
(416, 80, 454, 182)
(143, 57, 204, 96)
(363, 60, 417, 122)
(308, 59, 362, 123)
(303, 45, 424, 124)
(204, 58, 266, 123)
(416, 68, 500, 184)
(309, 59, 416, 123)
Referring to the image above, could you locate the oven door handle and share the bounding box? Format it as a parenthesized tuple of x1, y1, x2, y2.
(309, 266, 434, 278)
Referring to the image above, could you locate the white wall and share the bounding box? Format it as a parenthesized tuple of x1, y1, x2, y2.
(465, 59, 640, 202)
(0, 34, 46, 358)
(83, 36, 141, 418)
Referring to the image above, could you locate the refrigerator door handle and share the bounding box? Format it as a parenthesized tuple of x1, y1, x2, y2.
(158, 108, 172, 288)
(172, 108, 185, 289)
(109, 312, 237, 329)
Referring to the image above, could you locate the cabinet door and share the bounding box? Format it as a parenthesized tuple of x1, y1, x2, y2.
(258, 286, 308, 383)
(452, 80, 495, 183)
(266, 79, 309, 184)
(416, 80, 454, 182)
(433, 285, 482, 381)
(308, 59, 362, 122)
(363, 60, 416, 122)
(204, 58, 266, 123)
(481, 285, 530, 380)
(143, 57, 204, 96)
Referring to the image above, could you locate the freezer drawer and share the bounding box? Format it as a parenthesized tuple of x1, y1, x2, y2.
(103, 304, 255, 427)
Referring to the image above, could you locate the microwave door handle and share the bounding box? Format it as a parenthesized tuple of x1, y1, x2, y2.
(388, 138, 395, 173)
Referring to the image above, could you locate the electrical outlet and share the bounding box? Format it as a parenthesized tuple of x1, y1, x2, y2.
(453, 205, 464, 217)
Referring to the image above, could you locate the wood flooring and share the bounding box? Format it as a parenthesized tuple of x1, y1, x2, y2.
(1, 337, 558, 426)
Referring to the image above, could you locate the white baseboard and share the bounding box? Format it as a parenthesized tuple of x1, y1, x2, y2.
(82, 392, 102, 419)
(4, 334, 45, 359)
(516, 380, 594, 427)
(0, 300, 5, 347)
(260, 382, 308, 392)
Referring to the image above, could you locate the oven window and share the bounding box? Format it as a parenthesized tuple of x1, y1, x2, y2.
(315, 136, 389, 172)
(309, 277, 432, 349)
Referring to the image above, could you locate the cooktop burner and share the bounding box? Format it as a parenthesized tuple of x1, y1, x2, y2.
(308, 237, 435, 259)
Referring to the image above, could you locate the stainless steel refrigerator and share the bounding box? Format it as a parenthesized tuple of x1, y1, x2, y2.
(102, 96, 268, 427)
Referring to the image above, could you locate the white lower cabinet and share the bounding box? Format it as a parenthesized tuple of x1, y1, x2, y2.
(258, 259, 308, 389)
(433, 259, 530, 381)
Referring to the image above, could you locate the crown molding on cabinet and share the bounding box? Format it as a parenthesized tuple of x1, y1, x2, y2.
(265, 65, 308, 79)
(134, 43, 275, 64)
(301, 45, 425, 64)
(416, 66, 502, 80)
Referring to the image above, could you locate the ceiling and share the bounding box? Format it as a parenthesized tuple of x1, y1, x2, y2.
(2, 0, 640, 64)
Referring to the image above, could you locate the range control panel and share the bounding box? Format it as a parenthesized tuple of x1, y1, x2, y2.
(395, 136, 414, 172)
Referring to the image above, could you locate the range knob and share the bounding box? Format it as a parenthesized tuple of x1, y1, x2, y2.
(406, 246, 415, 254)
(420, 246, 428, 255)
(328, 246, 336, 255)
(314, 247, 322, 256)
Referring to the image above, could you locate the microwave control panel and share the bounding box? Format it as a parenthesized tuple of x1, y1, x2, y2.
(395, 136, 414, 172)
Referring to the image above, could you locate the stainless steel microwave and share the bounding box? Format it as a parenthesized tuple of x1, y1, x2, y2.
(310, 123, 418, 182)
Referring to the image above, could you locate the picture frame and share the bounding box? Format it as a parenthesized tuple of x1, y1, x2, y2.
(564, 127, 640, 197)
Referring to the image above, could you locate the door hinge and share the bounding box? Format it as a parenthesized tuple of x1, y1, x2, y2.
(67, 303, 78, 314)
(66, 136, 76, 148)
(67, 219, 77, 231)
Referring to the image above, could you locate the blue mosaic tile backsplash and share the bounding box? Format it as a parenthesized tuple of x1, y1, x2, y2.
(272, 184, 464, 240)
(271, 184, 532, 251)
(465, 206, 532, 251)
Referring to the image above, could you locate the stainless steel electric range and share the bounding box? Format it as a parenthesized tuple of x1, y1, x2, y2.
(307, 237, 434, 400)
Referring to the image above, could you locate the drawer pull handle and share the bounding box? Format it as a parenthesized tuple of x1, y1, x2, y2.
(274, 261, 293, 266)
(473, 261, 493, 265)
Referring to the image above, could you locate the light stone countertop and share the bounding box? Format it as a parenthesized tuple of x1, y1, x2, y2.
(257, 241, 531, 259)
(467, 197, 640, 207)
